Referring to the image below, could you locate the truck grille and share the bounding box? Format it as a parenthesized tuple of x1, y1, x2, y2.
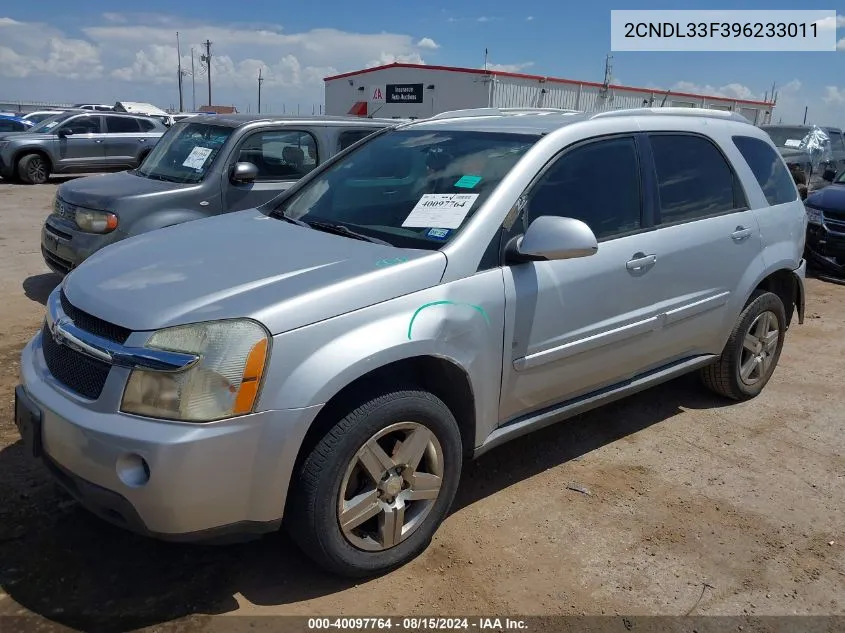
(60, 290, 131, 344)
(41, 323, 111, 400)
(40, 291, 133, 399)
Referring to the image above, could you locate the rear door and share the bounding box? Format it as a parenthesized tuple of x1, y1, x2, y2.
(223, 127, 320, 212)
(102, 116, 144, 168)
(639, 132, 765, 357)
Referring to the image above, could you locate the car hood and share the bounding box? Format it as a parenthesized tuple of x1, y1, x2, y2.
(775, 146, 810, 163)
(62, 209, 447, 334)
(58, 171, 194, 210)
(0, 132, 54, 142)
(806, 183, 845, 210)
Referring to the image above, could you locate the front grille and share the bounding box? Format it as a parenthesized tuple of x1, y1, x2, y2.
(45, 223, 73, 240)
(54, 196, 78, 224)
(41, 323, 110, 400)
(60, 290, 131, 344)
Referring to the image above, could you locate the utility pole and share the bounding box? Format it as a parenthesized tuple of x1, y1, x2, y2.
(176, 32, 184, 112)
(190, 48, 196, 111)
(257, 68, 264, 113)
(803, 106, 808, 125)
(200, 40, 212, 108)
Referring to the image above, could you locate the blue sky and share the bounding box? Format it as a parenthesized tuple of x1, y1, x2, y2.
(1, 0, 843, 125)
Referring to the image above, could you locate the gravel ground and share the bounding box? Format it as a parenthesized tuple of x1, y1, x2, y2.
(0, 179, 843, 632)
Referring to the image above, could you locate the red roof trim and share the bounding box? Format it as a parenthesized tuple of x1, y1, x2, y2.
(323, 63, 773, 107)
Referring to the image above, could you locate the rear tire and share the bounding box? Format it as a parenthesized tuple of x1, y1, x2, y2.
(286, 388, 462, 578)
(17, 153, 50, 185)
(700, 290, 786, 401)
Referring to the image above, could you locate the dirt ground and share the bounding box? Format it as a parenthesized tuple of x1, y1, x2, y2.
(0, 179, 843, 632)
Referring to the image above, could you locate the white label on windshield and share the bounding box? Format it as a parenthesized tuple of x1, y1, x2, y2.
(182, 146, 213, 169)
(402, 193, 480, 229)
(44, 121, 58, 129)
(784, 139, 802, 148)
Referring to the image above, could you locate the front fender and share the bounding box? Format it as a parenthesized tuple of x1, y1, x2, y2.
(260, 268, 507, 448)
(124, 208, 211, 237)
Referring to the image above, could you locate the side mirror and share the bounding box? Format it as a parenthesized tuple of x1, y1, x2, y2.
(507, 215, 598, 263)
(231, 161, 258, 183)
(822, 169, 836, 183)
(56, 128, 71, 137)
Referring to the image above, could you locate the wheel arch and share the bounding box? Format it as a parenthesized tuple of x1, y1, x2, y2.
(748, 266, 804, 328)
(288, 355, 477, 487)
(13, 147, 53, 172)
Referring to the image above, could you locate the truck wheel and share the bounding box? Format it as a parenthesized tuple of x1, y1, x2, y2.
(17, 154, 50, 185)
(287, 389, 462, 577)
(700, 290, 786, 401)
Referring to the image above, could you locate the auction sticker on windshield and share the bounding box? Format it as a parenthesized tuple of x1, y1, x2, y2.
(182, 146, 214, 169)
(402, 193, 479, 229)
(784, 139, 803, 148)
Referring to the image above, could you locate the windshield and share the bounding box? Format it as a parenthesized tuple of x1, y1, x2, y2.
(763, 126, 812, 149)
(272, 129, 539, 249)
(835, 170, 845, 184)
(26, 112, 60, 125)
(135, 122, 234, 183)
(29, 112, 75, 133)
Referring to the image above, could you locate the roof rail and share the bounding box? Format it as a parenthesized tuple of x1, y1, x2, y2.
(590, 107, 752, 124)
(429, 107, 582, 120)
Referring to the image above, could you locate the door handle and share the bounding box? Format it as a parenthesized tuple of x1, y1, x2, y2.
(731, 226, 752, 242)
(94, 139, 104, 144)
(626, 253, 657, 271)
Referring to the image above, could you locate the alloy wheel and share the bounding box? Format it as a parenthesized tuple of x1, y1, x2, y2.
(338, 421, 444, 552)
(738, 310, 779, 386)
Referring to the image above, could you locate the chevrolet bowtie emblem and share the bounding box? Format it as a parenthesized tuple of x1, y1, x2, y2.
(50, 316, 70, 345)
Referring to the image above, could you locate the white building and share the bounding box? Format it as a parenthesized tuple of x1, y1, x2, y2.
(324, 63, 775, 125)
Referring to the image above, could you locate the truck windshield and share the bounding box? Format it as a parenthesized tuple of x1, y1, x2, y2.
(271, 129, 539, 250)
(763, 126, 811, 148)
(135, 122, 233, 183)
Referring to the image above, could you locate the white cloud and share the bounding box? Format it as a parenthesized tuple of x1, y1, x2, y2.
(671, 80, 762, 100)
(838, 37, 845, 50)
(486, 61, 535, 73)
(526, 16, 535, 21)
(822, 86, 845, 105)
(416, 37, 440, 49)
(0, 14, 434, 110)
(812, 14, 845, 31)
(477, 17, 495, 23)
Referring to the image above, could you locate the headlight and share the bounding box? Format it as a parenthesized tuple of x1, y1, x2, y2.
(120, 319, 271, 422)
(75, 209, 118, 233)
(805, 205, 823, 226)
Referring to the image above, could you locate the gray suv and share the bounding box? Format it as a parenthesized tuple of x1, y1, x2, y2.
(0, 111, 166, 184)
(15, 107, 807, 577)
(41, 115, 396, 274)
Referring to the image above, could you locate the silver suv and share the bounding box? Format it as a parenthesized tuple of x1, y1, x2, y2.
(0, 111, 166, 184)
(15, 107, 807, 577)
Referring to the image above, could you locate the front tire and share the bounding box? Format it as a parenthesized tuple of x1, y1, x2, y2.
(701, 290, 786, 401)
(17, 153, 50, 185)
(287, 389, 462, 577)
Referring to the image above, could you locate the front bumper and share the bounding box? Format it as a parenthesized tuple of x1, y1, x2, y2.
(17, 330, 322, 541)
(41, 215, 123, 275)
(805, 221, 845, 274)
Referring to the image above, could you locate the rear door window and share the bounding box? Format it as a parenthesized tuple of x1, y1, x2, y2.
(338, 129, 380, 151)
(732, 136, 798, 206)
(106, 117, 141, 133)
(649, 133, 747, 225)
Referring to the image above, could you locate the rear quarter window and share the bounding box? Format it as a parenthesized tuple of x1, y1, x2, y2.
(732, 135, 798, 206)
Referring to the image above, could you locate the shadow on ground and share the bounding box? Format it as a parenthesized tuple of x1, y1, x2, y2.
(0, 373, 730, 632)
(22, 273, 62, 306)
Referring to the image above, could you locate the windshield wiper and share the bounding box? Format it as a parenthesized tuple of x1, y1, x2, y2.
(274, 212, 392, 245)
(143, 173, 176, 183)
(306, 221, 392, 245)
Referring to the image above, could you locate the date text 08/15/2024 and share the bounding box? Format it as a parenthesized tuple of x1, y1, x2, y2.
(307, 618, 528, 630)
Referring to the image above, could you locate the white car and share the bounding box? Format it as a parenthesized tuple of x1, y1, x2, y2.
(20, 110, 69, 125)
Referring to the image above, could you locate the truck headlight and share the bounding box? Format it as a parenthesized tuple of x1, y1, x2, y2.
(75, 209, 118, 233)
(805, 205, 823, 226)
(121, 319, 271, 422)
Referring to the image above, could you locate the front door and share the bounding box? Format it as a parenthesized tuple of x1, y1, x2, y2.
(223, 128, 320, 212)
(500, 134, 672, 422)
(54, 115, 105, 170)
(102, 116, 143, 168)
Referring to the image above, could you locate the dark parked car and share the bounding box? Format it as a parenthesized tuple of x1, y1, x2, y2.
(0, 111, 167, 184)
(41, 114, 398, 274)
(804, 169, 845, 274)
(0, 114, 34, 133)
(761, 125, 845, 193)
